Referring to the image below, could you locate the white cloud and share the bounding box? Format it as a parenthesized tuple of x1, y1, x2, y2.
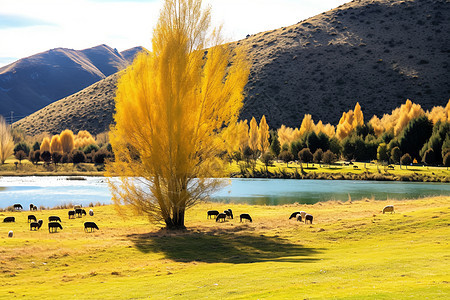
(0, 0, 348, 67)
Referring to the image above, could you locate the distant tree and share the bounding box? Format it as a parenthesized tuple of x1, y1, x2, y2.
(14, 142, 30, 156)
(40, 150, 52, 165)
(305, 132, 321, 154)
(93, 148, 111, 165)
(32, 141, 40, 151)
(260, 152, 274, 172)
(29, 150, 40, 165)
(290, 140, 305, 160)
(71, 150, 86, 164)
(60, 129, 75, 154)
(298, 148, 313, 168)
(278, 150, 294, 167)
(400, 153, 412, 169)
(15, 150, 27, 164)
(377, 143, 389, 163)
(422, 149, 435, 165)
(281, 143, 289, 152)
(270, 133, 281, 157)
(443, 152, 450, 170)
(441, 134, 450, 158)
(40, 137, 51, 152)
(83, 143, 100, 155)
(313, 148, 323, 164)
(397, 116, 433, 162)
(61, 153, 71, 164)
(0, 116, 14, 164)
(420, 122, 449, 164)
(249, 117, 259, 155)
(52, 152, 62, 169)
(258, 115, 270, 153)
(50, 135, 63, 153)
(390, 146, 402, 165)
(322, 150, 336, 165)
(242, 145, 254, 166)
(329, 137, 341, 155)
(317, 132, 330, 152)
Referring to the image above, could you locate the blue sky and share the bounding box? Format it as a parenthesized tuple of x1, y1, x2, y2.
(0, 0, 348, 67)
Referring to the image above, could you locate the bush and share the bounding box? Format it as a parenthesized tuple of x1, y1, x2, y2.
(278, 150, 294, 167)
(298, 148, 313, 167)
(72, 150, 86, 164)
(313, 148, 323, 163)
(322, 150, 336, 165)
(422, 149, 435, 165)
(400, 153, 412, 168)
(40, 150, 51, 164)
(83, 143, 100, 154)
(15, 150, 27, 163)
(93, 149, 111, 165)
(14, 142, 30, 156)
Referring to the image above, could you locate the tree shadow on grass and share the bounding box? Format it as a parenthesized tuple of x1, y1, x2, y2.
(127, 226, 323, 264)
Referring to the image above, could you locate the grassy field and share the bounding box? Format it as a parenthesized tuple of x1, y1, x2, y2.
(0, 196, 448, 299)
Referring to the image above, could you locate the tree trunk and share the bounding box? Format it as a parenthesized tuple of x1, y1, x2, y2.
(165, 207, 186, 230)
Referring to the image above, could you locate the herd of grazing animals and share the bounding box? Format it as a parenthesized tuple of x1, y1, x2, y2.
(2, 203, 99, 236)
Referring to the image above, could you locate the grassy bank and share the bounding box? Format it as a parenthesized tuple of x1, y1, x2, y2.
(1, 196, 449, 299)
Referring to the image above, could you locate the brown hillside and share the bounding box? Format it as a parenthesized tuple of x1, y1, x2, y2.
(15, 0, 450, 135)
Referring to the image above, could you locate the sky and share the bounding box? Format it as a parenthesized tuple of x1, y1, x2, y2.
(0, 0, 349, 67)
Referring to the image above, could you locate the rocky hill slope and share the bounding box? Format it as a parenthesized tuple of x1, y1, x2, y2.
(0, 45, 143, 118)
(15, 0, 450, 135)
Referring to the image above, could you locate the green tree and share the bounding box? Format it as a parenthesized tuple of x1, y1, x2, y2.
(270, 132, 281, 157)
(397, 116, 433, 162)
(298, 148, 313, 168)
(420, 121, 449, 164)
(71, 150, 86, 164)
(400, 153, 412, 169)
(14, 142, 30, 156)
(15, 150, 27, 164)
(443, 152, 450, 170)
(260, 152, 274, 173)
(40, 150, 51, 165)
(278, 150, 293, 167)
(422, 149, 435, 165)
(313, 148, 323, 164)
(390, 146, 401, 165)
(106, 0, 249, 230)
(322, 150, 336, 165)
(52, 152, 62, 170)
(377, 143, 389, 163)
(32, 141, 40, 151)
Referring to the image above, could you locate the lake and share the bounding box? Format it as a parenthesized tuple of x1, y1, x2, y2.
(0, 176, 449, 208)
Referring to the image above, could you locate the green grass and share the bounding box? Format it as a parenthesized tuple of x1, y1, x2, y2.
(1, 197, 449, 299)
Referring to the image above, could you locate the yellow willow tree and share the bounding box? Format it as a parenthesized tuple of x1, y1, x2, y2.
(248, 117, 259, 153)
(50, 135, 63, 153)
(0, 116, 14, 164)
(40, 137, 51, 152)
(60, 129, 75, 154)
(106, 0, 249, 230)
(258, 115, 270, 153)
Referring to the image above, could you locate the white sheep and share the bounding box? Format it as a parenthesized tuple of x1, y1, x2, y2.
(89, 209, 94, 216)
(8, 230, 13, 238)
(382, 205, 395, 214)
(300, 211, 307, 219)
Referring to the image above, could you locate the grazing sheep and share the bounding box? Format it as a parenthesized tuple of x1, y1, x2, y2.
(28, 215, 37, 223)
(31, 204, 37, 211)
(305, 214, 313, 224)
(84, 222, 99, 232)
(89, 209, 94, 216)
(289, 212, 300, 219)
(207, 210, 219, 219)
(30, 220, 43, 231)
(227, 209, 234, 219)
(29, 204, 34, 211)
(68, 210, 75, 219)
(216, 213, 227, 223)
(48, 222, 63, 233)
(3, 217, 15, 223)
(75, 208, 86, 217)
(240, 213, 252, 223)
(383, 205, 395, 214)
(8, 231, 13, 238)
(300, 211, 307, 219)
(296, 214, 302, 222)
(48, 216, 62, 223)
(13, 204, 23, 211)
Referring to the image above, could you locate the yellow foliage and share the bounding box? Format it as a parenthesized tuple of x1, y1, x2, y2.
(60, 129, 75, 154)
(107, 0, 249, 229)
(393, 99, 424, 136)
(249, 117, 259, 152)
(277, 125, 295, 147)
(0, 116, 14, 164)
(336, 102, 364, 140)
(50, 135, 62, 153)
(353, 102, 364, 127)
(299, 114, 314, 136)
(426, 99, 450, 124)
(258, 115, 270, 153)
(40, 137, 51, 152)
(236, 120, 249, 153)
(74, 130, 96, 149)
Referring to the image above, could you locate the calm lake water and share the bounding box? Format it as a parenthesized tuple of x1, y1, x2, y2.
(0, 176, 449, 208)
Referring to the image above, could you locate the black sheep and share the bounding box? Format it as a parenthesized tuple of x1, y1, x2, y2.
(289, 212, 301, 219)
(207, 210, 219, 219)
(48, 222, 63, 233)
(30, 220, 43, 231)
(84, 222, 99, 232)
(28, 215, 37, 223)
(3, 217, 15, 223)
(68, 210, 75, 219)
(13, 204, 23, 211)
(216, 213, 227, 222)
(226, 209, 234, 219)
(240, 213, 252, 223)
(75, 208, 86, 217)
(305, 214, 313, 224)
(49, 216, 62, 222)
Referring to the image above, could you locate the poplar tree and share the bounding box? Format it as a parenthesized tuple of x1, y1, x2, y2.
(60, 129, 75, 154)
(50, 135, 63, 153)
(0, 116, 14, 164)
(248, 117, 259, 153)
(258, 115, 270, 153)
(107, 0, 249, 230)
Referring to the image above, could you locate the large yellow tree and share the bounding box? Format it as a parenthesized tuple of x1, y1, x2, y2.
(107, 0, 249, 229)
(0, 116, 14, 164)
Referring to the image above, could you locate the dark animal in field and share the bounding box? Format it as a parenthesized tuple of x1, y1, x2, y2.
(3, 217, 15, 223)
(383, 205, 395, 214)
(8, 231, 13, 238)
(84, 222, 99, 232)
(89, 209, 94, 216)
(289, 212, 300, 219)
(296, 214, 302, 222)
(28, 215, 37, 223)
(68, 210, 75, 219)
(75, 208, 86, 217)
(29, 204, 37, 211)
(30, 220, 43, 231)
(305, 214, 313, 224)
(48, 222, 63, 233)
(216, 213, 227, 222)
(224, 209, 234, 219)
(48, 216, 62, 222)
(207, 210, 220, 219)
(240, 213, 252, 223)
(13, 204, 23, 211)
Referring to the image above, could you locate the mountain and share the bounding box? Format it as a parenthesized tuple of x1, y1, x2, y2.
(14, 0, 450, 136)
(0, 45, 143, 119)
